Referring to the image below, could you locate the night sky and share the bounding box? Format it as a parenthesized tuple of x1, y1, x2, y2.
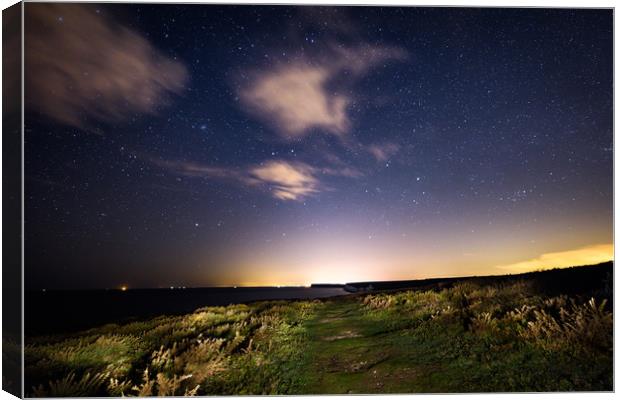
(24, 4, 613, 289)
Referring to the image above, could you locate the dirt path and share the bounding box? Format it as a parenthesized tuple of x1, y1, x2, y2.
(299, 299, 424, 394)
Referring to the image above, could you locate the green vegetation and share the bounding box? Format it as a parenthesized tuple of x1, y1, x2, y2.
(26, 301, 316, 396)
(25, 270, 612, 396)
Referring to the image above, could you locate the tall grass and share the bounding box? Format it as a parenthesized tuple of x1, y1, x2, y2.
(362, 280, 612, 354)
(26, 300, 320, 396)
(360, 279, 612, 391)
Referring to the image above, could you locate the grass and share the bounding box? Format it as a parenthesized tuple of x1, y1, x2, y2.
(25, 267, 612, 396)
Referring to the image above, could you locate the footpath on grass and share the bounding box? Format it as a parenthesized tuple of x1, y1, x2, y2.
(297, 298, 437, 394)
(291, 278, 615, 394)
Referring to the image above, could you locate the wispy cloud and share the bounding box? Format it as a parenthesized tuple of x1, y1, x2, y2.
(367, 143, 401, 162)
(249, 161, 321, 201)
(239, 44, 407, 139)
(25, 4, 188, 129)
(150, 158, 360, 201)
(495, 244, 613, 273)
(319, 166, 364, 179)
(150, 158, 238, 180)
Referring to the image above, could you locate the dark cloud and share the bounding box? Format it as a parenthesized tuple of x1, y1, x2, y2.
(25, 4, 188, 128)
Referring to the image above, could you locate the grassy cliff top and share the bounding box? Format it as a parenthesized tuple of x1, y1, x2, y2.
(20, 262, 613, 396)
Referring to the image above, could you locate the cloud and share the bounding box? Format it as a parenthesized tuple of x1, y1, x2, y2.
(25, 4, 188, 128)
(249, 161, 320, 201)
(239, 44, 406, 138)
(367, 143, 401, 162)
(319, 166, 364, 178)
(149, 158, 239, 180)
(151, 157, 360, 201)
(240, 65, 349, 137)
(328, 44, 408, 75)
(495, 244, 613, 273)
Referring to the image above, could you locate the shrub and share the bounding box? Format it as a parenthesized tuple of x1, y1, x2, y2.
(521, 298, 612, 354)
(362, 294, 394, 310)
(471, 312, 500, 335)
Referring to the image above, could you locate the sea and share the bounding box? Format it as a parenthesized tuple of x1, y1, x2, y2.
(25, 286, 348, 335)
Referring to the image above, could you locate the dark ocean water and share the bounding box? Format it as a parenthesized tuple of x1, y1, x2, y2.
(25, 287, 347, 336)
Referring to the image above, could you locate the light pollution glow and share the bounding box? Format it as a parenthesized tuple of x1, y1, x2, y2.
(228, 246, 613, 287)
(185, 203, 613, 287)
(203, 239, 613, 287)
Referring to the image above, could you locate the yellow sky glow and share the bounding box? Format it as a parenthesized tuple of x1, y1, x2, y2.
(214, 243, 613, 287)
(495, 243, 613, 273)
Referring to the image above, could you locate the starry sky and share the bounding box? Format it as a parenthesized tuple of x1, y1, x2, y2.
(24, 4, 613, 289)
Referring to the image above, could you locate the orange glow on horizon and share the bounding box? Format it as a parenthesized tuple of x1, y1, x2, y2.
(210, 243, 613, 287)
(494, 244, 613, 274)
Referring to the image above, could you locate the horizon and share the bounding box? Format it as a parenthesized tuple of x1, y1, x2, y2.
(30, 259, 614, 291)
(24, 5, 612, 290)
